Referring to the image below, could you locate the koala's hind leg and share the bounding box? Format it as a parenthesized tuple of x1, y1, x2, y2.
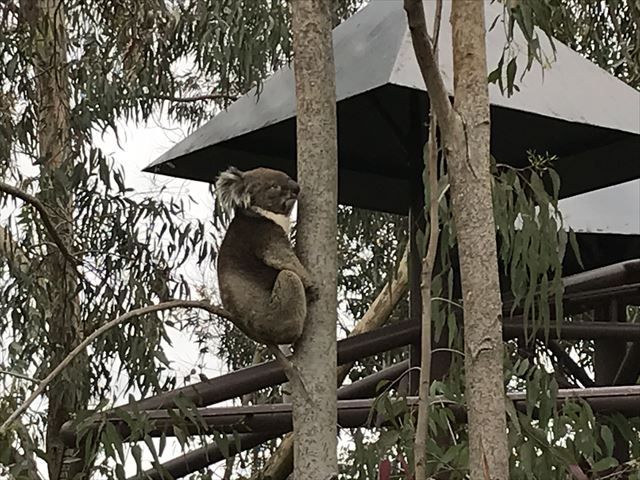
(268, 270, 307, 343)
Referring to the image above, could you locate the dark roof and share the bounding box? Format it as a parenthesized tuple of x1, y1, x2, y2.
(145, 0, 640, 214)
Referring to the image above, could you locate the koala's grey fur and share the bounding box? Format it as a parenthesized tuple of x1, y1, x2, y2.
(215, 166, 314, 345)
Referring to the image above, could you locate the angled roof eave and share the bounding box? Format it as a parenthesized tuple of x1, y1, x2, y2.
(388, 0, 640, 135)
(147, 0, 408, 171)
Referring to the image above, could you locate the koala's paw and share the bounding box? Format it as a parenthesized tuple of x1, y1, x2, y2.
(306, 284, 320, 303)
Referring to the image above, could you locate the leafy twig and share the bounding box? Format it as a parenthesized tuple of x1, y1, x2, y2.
(0, 369, 40, 384)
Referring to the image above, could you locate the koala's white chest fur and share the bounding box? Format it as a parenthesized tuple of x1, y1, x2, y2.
(252, 207, 292, 235)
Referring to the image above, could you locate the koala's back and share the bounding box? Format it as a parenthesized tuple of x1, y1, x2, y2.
(217, 213, 281, 312)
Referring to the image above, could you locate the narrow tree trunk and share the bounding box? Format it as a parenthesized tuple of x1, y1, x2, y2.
(448, 2, 509, 478)
(290, 0, 339, 479)
(413, 3, 442, 477)
(414, 114, 439, 479)
(405, 1, 509, 478)
(22, 0, 89, 478)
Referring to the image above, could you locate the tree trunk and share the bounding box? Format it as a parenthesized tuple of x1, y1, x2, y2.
(290, 0, 339, 479)
(448, 2, 509, 478)
(404, 1, 509, 478)
(22, 0, 89, 478)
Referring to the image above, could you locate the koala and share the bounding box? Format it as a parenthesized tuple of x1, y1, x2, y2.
(215, 166, 315, 346)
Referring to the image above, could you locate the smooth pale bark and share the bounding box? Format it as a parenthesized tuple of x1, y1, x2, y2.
(405, 0, 509, 478)
(450, 3, 509, 477)
(290, 0, 339, 478)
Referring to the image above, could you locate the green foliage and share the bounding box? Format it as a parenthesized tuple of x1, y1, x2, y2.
(492, 152, 573, 338)
(341, 152, 640, 479)
(0, 0, 322, 477)
(491, 0, 640, 94)
(504, 358, 640, 479)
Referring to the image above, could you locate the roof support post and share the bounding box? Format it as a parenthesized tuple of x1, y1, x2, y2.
(407, 90, 427, 396)
(594, 299, 630, 465)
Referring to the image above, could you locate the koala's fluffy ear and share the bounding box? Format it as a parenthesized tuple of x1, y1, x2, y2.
(216, 166, 250, 212)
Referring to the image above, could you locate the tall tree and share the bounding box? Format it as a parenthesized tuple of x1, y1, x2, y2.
(290, 0, 339, 478)
(405, 0, 509, 478)
(20, 1, 85, 477)
(0, 0, 321, 477)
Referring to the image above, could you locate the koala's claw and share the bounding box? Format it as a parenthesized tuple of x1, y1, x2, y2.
(306, 285, 320, 302)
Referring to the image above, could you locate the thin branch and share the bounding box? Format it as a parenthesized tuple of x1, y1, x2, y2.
(404, 0, 455, 129)
(546, 340, 595, 388)
(10, 420, 44, 480)
(0, 299, 231, 434)
(267, 344, 310, 403)
(414, 93, 442, 480)
(151, 93, 237, 103)
(0, 180, 77, 264)
(432, 0, 443, 49)
(411, 0, 443, 477)
(0, 369, 40, 384)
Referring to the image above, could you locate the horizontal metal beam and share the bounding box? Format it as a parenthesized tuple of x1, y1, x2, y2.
(134, 319, 419, 411)
(62, 319, 640, 443)
(128, 383, 640, 479)
(563, 259, 640, 294)
(63, 318, 640, 434)
(122, 311, 640, 414)
(503, 320, 640, 341)
(502, 282, 640, 317)
(107, 266, 640, 416)
(128, 432, 276, 480)
(125, 386, 640, 438)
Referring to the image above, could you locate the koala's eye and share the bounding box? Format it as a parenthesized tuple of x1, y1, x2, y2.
(269, 184, 280, 191)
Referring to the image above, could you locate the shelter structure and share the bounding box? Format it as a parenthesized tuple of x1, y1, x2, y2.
(62, 0, 640, 477)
